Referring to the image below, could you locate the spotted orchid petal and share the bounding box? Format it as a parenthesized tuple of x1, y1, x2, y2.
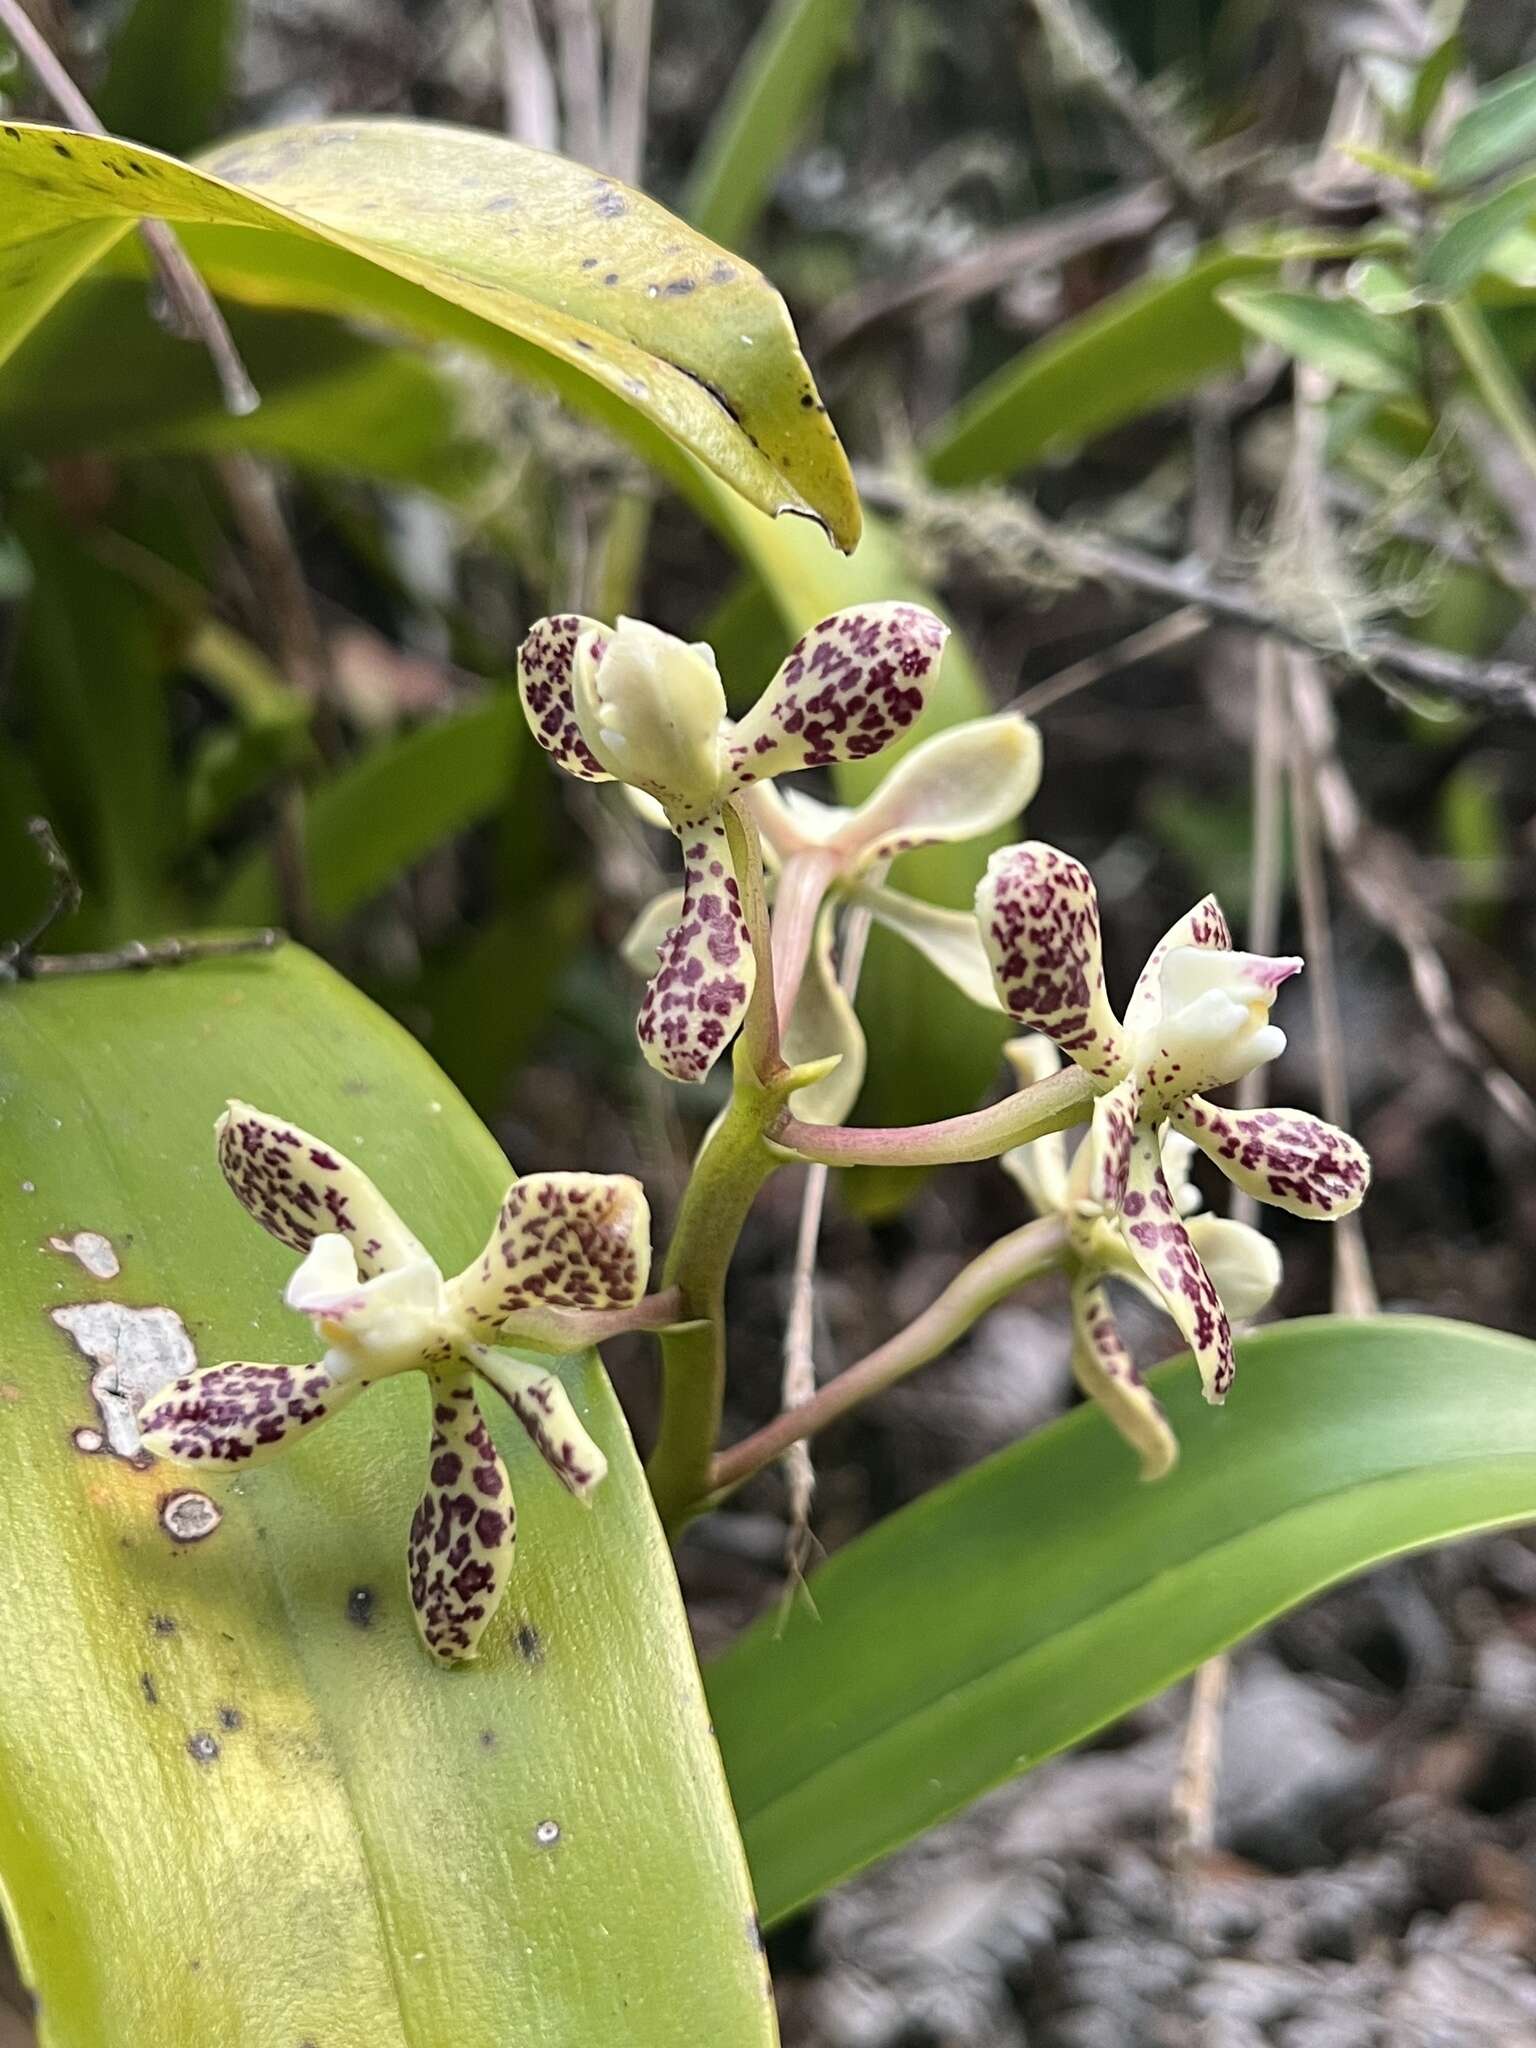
(780, 906, 867, 1125)
(1119, 1132, 1235, 1402)
(1171, 1098, 1371, 1220)
(635, 814, 755, 1082)
(1000, 1037, 1070, 1215)
(1134, 948, 1301, 1108)
(445, 1172, 651, 1339)
(475, 1349, 608, 1499)
(1184, 1215, 1283, 1321)
(724, 604, 947, 785)
(827, 713, 1042, 873)
(853, 882, 1004, 1011)
(408, 1370, 516, 1662)
(516, 612, 613, 783)
(1069, 1272, 1178, 1481)
(572, 616, 729, 820)
(975, 843, 1125, 1081)
(138, 1357, 363, 1466)
(1079, 1070, 1142, 1219)
(216, 1101, 427, 1277)
(1124, 894, 1232, 1038)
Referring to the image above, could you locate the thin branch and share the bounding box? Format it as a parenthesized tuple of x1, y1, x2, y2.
(550, 0, 606, 169)
(1011, 607, 1209, 719)
(775, 1060, 1094, 1168)
(497, 0, 560, 150)
(856, 469, 1536, 717)
(604, 0, 655, 185)
(0, 0, 257, 417)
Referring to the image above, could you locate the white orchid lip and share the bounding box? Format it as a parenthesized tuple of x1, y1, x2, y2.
(577, 616, 729, 817)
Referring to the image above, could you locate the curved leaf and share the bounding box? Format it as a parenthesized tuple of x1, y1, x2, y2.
(0, 945, 776, 2046)
(213, 696, 527, 927)
(708, 1314, 1536, 1925)
(0, 117, 859, 547)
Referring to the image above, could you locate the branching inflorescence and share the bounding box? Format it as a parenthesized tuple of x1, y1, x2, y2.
(143, 604, 1372, 1661)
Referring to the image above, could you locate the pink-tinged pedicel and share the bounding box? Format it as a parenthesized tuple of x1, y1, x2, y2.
(516, 612, 612, 782)
(1173, 1098, 1371, 1220)
(409, 1373, 516, 1662)
(1119, 1134, 1235, 1402)
(725, 603, 946, 782)
(451, 1172, 650, 1333)
(138, 1359, 359, 1465)
(216, 1103, 422, 1277)
(635, 813, 754, 1083)
(976, 843, 1124, 1079)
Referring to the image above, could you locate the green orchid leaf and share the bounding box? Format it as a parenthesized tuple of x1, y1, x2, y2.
(95, 0, 236, 158)
(1422, 169, 1536, 299)
(0, 274, 488, 495)
(922, 234, 1396, 483)
(0, 117, 859, 547)
(214, 696, 528, 928)
(1438, 60, 1536, 188)
(683, 0, 860, 249)
(1219, 286, 1419, 393)
(708, 1315, 1536, 1926)
(0, 943, 776, 2047)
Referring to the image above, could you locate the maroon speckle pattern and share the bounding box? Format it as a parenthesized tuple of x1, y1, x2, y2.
(217, 1106, 415, 1279)
(1086, 1073, 1140, 1215)
(634, 814, 754, 1083)
(1174, 1097, 1370, 1219)
(517, 612, 611, 782)
(726, 603, 945, 779)
(1120, 1135, 1235, 1401)
(504, 1371, 601, 1496)
(977, 843, 1123, 1078)
(139, 1361, 348, 1464)
(409, 1374, 516, 1662)
(454, 1171, 648, 1331)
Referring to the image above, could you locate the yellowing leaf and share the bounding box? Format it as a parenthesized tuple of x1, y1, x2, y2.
(0, 117, 859, 547)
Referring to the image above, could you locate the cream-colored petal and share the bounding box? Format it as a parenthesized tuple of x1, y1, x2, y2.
(576, 615, 729, 818)
(854, 881, 1004, 1011)
(446, 1172, 651, 1339)
(780, 907, 867, 1125)
(832, 713, 1042, 873)
(1069, 1271, 1178, 1481)
(216, 1100, 427, 1277)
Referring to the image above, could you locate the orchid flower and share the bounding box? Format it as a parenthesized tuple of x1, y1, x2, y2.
(624, 710, 1041, 1122)
(138, 1102, 651, 1663)
(977, 844, 1370, 1403)
(1002, 1037, 1282, 1477)
(518, 605, 949, 1085)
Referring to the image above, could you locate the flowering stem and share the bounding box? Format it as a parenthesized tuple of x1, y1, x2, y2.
(704, 1213, 1069, 1506)
(773, 1061, 1094, 1167)
(647, 1035, 790, 1531)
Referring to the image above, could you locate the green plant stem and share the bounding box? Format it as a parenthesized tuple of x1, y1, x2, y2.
(647, 1039, 788, 1531)
(647, 797, 797, 1532)
(774, 1061, 1094, 1168)
(1436, 299, 1536, 495)
(705, 1213, 1069, 1505)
